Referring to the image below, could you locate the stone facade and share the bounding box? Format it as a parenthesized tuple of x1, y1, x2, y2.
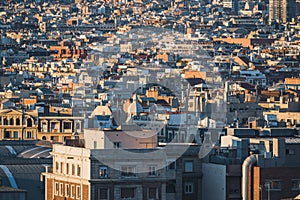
(44, 144, 203, 200)
(0, 109, 37, 140)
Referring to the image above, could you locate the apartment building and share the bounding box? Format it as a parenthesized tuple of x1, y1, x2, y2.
(38, 116, 84, 143)
(269, 0, 296, 23)
(43, 143, 202, 200)
(203, 129, 300, 200)
(0, 109, 38, 140)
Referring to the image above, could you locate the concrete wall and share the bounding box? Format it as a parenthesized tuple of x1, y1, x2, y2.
(202, 163, 226, 200)
(220, 135, 241, 148)
(52, 145, 91, 180)
(84, 128, 157, 149)
(84, 129, 105, 149)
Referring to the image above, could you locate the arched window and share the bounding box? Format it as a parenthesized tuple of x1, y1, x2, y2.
(3, 118, 8, 125)
(42, 122, 47, 132)
(42, 136, 46, 140)
(27, 118, 33, 127)
(16, 118, 20, 126)
(9, 118, 14, 126)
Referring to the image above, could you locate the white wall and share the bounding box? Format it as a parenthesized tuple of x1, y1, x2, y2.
(84, 128, 157, 149)
(53, 144, 91, 180)
(84, 129, 105, 149)
(220, 135, 241, 148)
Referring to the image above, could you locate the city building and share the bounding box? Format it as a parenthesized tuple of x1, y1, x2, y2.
(269, 0, 297, 23)
(43, 143, 202, 200)
(0, 109, 38, 140)
(38, 116, 84, 143)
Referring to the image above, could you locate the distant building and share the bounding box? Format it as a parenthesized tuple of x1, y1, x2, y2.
(49, 41, 87, 61)
(251, 138, 300, 200)
(38, 116, 84, 142)
(43, 144, 203, 200)
(0, 109, 37, 140)
(203, 133, 300, 200)
(223, 0, 239, 14)
(83, 127, 157, 149)
(269, 0, 297, 23)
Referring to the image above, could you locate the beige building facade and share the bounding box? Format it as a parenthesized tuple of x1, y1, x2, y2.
(0, 109, 38, 140)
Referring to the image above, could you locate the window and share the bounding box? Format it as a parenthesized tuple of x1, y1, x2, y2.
(148, 187, 157, 199)
(174, 131, 179, 137)
(65, 184, 70, 197)
(77, 165, 81, 176)
(42, 122, 47, 132)
(16, 118, 20, 125)
(184, 182, 194, 194)
(286, 149, 295, 155)
(168, 131, 174, 140)
(292, 180, 300, 190)
(13, 131, 18, 138)
(4, 130, 10, 138)
(99, 166, 108, 178)
(66, 163, 69, 174)
(27, 118, 32, 127)
(160, 130, 164, 136)
(27, 131, 32, 139)
(121, 188, 135, 199)
(166, 180, 176, 193)
(98, 188, 109, 200)
(59, 183, 64, 196)
(113, 142, 121, 149)
(121, 166, 136, 177)
(71, 185, 75, 198)
(76, 186, 81, 199)
(184, 161, 193, 172)
(265, 180, 281, 191)
(148, 166, 157, 176)
(56, 162, 59, 172)
(72, 164, 75, 175)
(64, 122, 72, 129)
(60, 163, 64, 174)
(167, 160, 176, 170)
(180, 131, 186, 141)
(55, 182, 59, 195)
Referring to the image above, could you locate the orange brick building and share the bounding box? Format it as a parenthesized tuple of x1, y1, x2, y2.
(213, 38, 277, 49)
(49, 41, 87, 61)
(252, 167, 300, 200)
(44, 145, 90, 200)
